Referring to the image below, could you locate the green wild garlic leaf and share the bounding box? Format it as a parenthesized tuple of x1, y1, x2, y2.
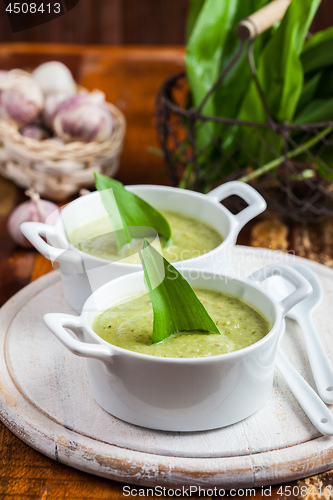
(301, 26, 333, 75)
(185, 0, 270, 180)
(94, 173, 171, 253)
(238, 0, 321, 165)
(141, 240, 219, 344)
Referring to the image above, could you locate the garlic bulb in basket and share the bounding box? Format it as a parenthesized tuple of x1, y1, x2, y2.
(53, 92, 113, 142)
(43, 92, 69, 129)
(0, 72, 44, 126)
(0, 70, 10, 83)
(0, 89, 39, 126)
(32, 61, 76, 96)
(7, 190, 60, 248)
(20, 124, 50, 140)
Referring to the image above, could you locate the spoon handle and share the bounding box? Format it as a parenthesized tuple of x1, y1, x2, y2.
(275, 348, 333, 436)
(296, 314, 333, 404)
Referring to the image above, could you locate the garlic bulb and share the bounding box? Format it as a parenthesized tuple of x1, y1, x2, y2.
(53, 92, 113, 142)
(56, 90, 106, 112)
(0, 89, 38, 126)
(32, 61, 76, 96)
(7, 190, 60, 247)
(0, 70, 25, 89)
(42, 92, 70, 129)
(20, 124, 50, 140)
(0, 72, 44, 126)
(0, 70, 9, 83)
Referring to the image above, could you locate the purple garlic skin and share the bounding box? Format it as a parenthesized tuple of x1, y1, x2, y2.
(57, 90, 106, 110)
(43, 92, 69, 129)
(54, 104, 113, 142)
(53, 91, 113, 142)
(7, 199, 60, 248)
(0, 71, 44, 127)
(0, 88, 40, 127)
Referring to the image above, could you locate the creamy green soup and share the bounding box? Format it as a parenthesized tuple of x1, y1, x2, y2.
(92, 288, 270, 358)
(69, 210, 223, 263)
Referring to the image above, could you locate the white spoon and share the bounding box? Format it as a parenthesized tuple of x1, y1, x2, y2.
(275, 346, 333, 435)
(269, 263, 333, 404)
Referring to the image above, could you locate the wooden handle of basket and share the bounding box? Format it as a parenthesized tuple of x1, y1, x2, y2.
(237, 0, 291, 41)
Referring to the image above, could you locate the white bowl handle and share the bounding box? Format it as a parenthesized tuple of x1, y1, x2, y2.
(206, 181, 267, 231)
(248, 264, 312, 315)
(21, 221, 79, 265)
(43, 313, 114, 361)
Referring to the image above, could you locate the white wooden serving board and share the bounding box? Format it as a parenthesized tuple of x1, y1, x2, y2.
(1, 246, 333, 488)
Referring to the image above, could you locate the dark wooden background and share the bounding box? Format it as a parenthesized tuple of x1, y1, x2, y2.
(0, 0, 331, 45)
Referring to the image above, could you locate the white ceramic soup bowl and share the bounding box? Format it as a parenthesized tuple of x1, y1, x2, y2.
(21, 182, 266, 312)
(43, 263, 311, 432)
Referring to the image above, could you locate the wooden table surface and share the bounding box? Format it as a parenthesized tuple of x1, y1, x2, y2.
(0, 44, 332, 500)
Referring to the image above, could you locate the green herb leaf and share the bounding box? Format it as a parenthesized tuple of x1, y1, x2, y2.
(240, 0, 321, 124)
(94, 173, 171, 253)
(212, 0, 271, 122)
(301, 26, 333, 75)
(294, 97, 333, 124)
(185, 0, 235, 152)
(238, 0, 321, 165)
(184, 0, 272, 183)
(295, 71, 322, 115)
(315, 68, 333, 100)
(186, 0, 206, 43)
(185, 0, 270, 153)
(141, 240, 219, 344)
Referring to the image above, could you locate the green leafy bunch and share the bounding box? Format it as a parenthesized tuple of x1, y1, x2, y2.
(184, 0, 333, 185)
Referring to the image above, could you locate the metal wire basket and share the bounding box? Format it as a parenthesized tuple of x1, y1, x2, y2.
(155, 4, 333, 222)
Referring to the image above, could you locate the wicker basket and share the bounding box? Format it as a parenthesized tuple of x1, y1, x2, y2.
(0, 79, 126, 201)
